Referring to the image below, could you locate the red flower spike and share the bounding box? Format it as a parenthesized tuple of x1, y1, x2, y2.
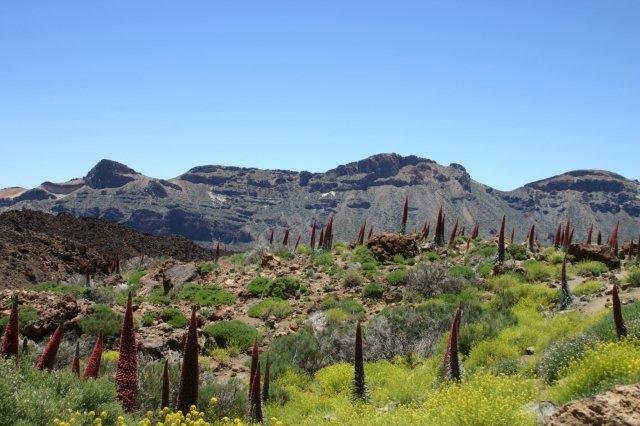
(115, 292, 138, 412)
(36, 322, 64, 371)
(84, 331, 104, 379)
(176, 307, 199, 414)
(162, 359, 170, 409)
(0, 297, 19, 358)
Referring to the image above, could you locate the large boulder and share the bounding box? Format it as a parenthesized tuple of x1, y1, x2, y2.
(367, 233, 419, 262)
(567, 243, 620, 269)
(547, 383, 640, 425)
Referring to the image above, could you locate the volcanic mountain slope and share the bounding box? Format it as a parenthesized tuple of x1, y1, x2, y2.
(1, 154, 638, 248)
(0, 210, 213, 287)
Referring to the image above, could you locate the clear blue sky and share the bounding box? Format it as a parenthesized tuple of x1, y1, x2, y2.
(1, 1, 638, 190)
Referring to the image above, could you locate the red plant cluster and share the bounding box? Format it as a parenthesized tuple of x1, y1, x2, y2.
(586, 224, 593, 245)
(176, 307, 199, 414)
(400, 196, 409, 234)
(115, 293, 138, 412)
(84, 331, 104, 379)
(441, 304, 463, 381)
(310, 220, 317, 250)
(420, 221, 430, 241)
(0, 297, 19, 358)
(356, 221, 367, 246)
(448, 219, 458, 247)
(215, 242, 221, 263)
(608, 222, 620, 255)
(527, 224, 536, 252)
(612, 284, 627, 338)
(36, 323, 64, 371)
(434, 207, 446, 246)
(470, 222, 479, 240)
(497, 216, 506, 262)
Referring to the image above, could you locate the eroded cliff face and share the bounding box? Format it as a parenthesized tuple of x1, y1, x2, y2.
(1, 153, 638, 248)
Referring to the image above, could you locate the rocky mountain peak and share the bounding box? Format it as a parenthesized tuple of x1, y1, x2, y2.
(84, 159, 139, 189)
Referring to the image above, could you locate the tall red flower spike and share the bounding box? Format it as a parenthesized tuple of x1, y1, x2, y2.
(0, 296, 19, 358)
(318, 227, 325, 248)
(554, 224, 562, 249)
(367, 226, 374, 241)
(448, 219, 458, 247)
(177, 307, 199, 414)
(268, 229, 274, 245)
(115, 292, 138, 412)
(352, 321, 366, 401)
(215, 241, 221, 263)
(84, 331, 104, 379)
(310, 220, 317, 250)
(612, 284, 627, 338)
(509, 228, 515, 245)
(497, 215, 506, 262)
(528, 224, 535, 252)
(471, 222, 479, 240)
(248, 340, 259, 397)
(401, 196, 408, 234)
(282, 229, 289, 246)
(435, 207, 445, 246)
(249, 363, 263, 423)
(71, 341, 81, 377)
(36, 322, 64, 371)
(597, 231, 602, 245)
(294, 234, 301, 251)
(586, 225, 593, 245)
(441, 304, 463, 381)
(262, 355, 270, 402)
(162, 359, 170, 409)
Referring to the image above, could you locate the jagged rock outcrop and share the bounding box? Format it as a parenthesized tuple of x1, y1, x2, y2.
(367, 233, 419, 262)
(1, 154, 638, 250)
(547, 383, 640, 425)
(567, 243, 621, 269)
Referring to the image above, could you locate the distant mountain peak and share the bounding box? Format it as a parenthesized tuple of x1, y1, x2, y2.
(84, 159, 139, 189)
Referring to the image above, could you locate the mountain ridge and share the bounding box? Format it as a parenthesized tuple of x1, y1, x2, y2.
(1, 153, 638, 247)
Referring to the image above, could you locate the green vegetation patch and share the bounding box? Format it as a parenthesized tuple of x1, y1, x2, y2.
(247, 298, 293, 319)
(246, 276, 271, 297)
(204, 320, 258, 351)
(177, 283, 236, 306)
(78, 304, 123, 338)
(386, 268, 408, 285)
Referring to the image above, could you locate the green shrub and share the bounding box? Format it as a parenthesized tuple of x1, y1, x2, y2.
(141, 311, 159, 327)
(313, 252, 334, 267)
(507, 244, 529, 261)
(363, 283, 384, 300)
(325, 308, 350, 325)
(204, 320, 258, 351)
(148, 287, 171, 305)
(78, 304, 123, 338)
(537, 333, 597, 383)
(362, 262, 377, 271)
(424, 251, 440, 262)
(626, 268, 640, 287)
(573, 261, 608, 277)
(246, 276, 271, 297)
(128, 270, 147, 285)
(342, 270, 363, 288)
(448, 264, 475, 280)
(322, 297, 365, 320)
(177, 283, 236, 306)
(523, 260, 554, 282)
(392, 254, 407, 264)
(0, 305, 38, 335)
(197, 262, 218, 275)
(263, 276, 304, 299)
(477, 261, 494, 278)
(386, 269, 408, 285)
(468, 241, 498, 259)
(160, 307, 188, 328)
(544, 248, 565, 264)
(551, 340, 640, 403)
(0, 358, 129, 425)
(230, 253, 246, 265)
(351, 246, 378, 265)
(32, 281, 86, 297)
(296, 244, 311, 255)
(247, 298, 293, 319)
(573, 280, 604, 296)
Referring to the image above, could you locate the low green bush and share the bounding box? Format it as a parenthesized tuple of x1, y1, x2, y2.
(448, 264, 475, 280)
(197, 262, 218, 275)
(160, 307, 188, 328)
(148, 287, 171, 305)
(247, 298, 293, 319)
(177, 283, 236, 306)
(386, 269, 408, 285)
(573, 261, 608, 277)
(313, 252, 334, 267)
(78, 304, 123, 338)
(507, 244, 529, 261)
(128, 270, 147, 285)
(424, 251, 440, 262)
(204, 320, 258, 351)
(363, 283, 384, 300)
(342, 270, 363, 288)
(141, 311, 159, 327)
(246, 276, 271, 297)
(573, 280, 604, 296)
(523, 260, 554, 282)
(551, 340, 640, 403)
(263, 276, 304, 299)
(32, 281, 86, 297)
(322, 297, 365, 319)
(350, 246, 378, 265)
(626, 268, 640, 287)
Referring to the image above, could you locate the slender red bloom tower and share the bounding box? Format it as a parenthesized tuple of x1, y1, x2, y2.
(352, 321, 366, 401)
(597, 231, 602, 245)
(401, 196, 408, 234)
(248, 341, 259, 397)
(497, 216, 506, 262)
(84, 331, 104, 379)
(268, 229, 274, 245)
(318, 227, 325, 249)
(71, 341, 81, 377)
(262, 355, 270, 402)
(528, 224, 536, 252)
(282, 229, 289, 246)
(509, 228, 515, 245)
(177, 307, 199, 414)
(310, 221, 317, 251)
(36, 322, 64, 371)
(0, 297, 19, 358)
(448, 219, 458, 247)
(161, 360, 170, 409)
(612, 284, 627, 338)
(116, 292, 138, 412)
(367, 226, 374, 241)
(215, 242, 221, 263)
(471, 222, 479, 240)
(441, 304, 463, 381)
(294, 234, 301, 251)
(434, 207, 445, 246)
(554, 224, 562, 249)
(586, 225, 593, 244)
(249, 364, 263, 423)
